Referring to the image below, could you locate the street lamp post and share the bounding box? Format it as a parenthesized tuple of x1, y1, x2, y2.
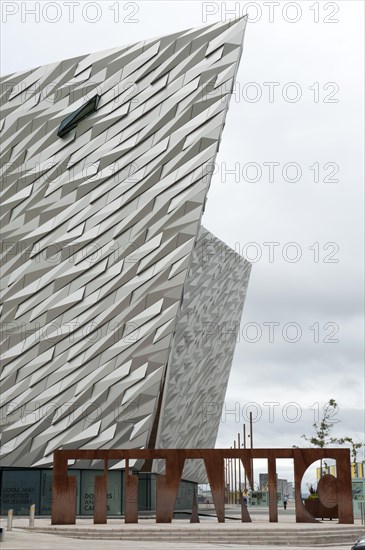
(230, 451, 234, 504)
(234, 440, 237, 504)
(243, 423, 247, 494)
(238, 432, 242, 500)
(249, 411, 253, 449)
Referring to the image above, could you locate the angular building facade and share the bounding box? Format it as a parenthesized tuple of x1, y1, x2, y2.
(0, 17, 250, 513)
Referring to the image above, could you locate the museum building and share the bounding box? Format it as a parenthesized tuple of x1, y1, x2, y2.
(0, 17, 250, 515)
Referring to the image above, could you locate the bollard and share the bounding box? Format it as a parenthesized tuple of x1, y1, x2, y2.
(7, 509, 13, 531)
(29, 504, 35, 528)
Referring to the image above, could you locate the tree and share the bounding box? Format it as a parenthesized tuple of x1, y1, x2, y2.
(302, 398, 363, 479)
(330, 437, 363, 477)
(301, 398, 339, 478)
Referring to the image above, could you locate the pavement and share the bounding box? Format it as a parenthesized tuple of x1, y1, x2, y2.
(0, 506, 363, 550)
(0, 530, 357, 550)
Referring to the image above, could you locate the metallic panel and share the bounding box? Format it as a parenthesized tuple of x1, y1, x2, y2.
(154, 227, 251, 481)
(1, 17, 248, 470)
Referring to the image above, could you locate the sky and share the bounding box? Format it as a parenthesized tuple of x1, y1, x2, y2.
(1, 0, 364, 486)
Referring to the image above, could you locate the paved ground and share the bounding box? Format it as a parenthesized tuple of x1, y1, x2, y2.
(1, 506, 363, 550)
(0, 530, 355, 550)
(2, 511, 362, 528)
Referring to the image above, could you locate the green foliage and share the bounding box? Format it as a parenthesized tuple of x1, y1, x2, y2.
(301, 398, 339, 449)
(306, 484, 318, 499)
(301, 398, 363, 479)
(330, 437, 363, 462)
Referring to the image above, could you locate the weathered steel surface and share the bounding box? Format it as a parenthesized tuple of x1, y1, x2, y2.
(93, 459, 108, 524)
(52, 448, 354, 525)
(94, 475, 107, 524)
(125, 474, 138, 523)
(190, 489, 200, 523)
(241, 497, 252, 523)
(52, 449, 77, 525)
(304, 498, 339, 519)
(51, 474, 76, 525)
(125, 460, 138, 524)
(204, 455, 225, 523)
(293, 448, 353, 524)
(293, 449, 318, 523)
(240, 456, 254, 489)
(268, 456, 278, 523)
(333, 453, 353, 523)
(318, 474, 338, 509)
(156, 453, 185, 523)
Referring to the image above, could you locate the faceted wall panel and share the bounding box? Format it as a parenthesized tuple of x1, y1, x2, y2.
(154, 227, 251, 481)
(0, 17, 248, 469)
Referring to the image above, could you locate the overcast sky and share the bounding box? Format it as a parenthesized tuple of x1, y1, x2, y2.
(1, 0, 364, 486)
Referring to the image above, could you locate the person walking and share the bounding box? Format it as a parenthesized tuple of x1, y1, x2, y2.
(283, 497, 288, 510)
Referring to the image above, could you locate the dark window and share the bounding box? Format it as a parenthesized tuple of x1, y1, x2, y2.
(57, 94, 101, 137)
(0, 470, 40, 515)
